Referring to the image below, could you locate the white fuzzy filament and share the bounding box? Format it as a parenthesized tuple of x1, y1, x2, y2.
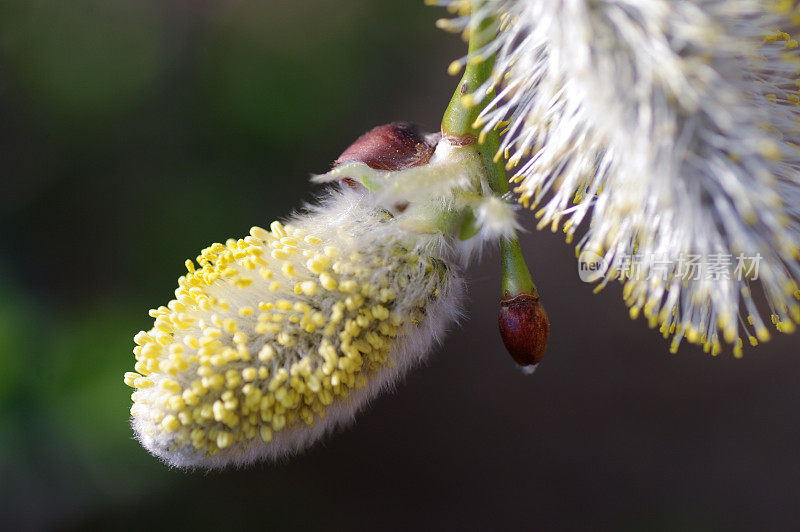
(436, 0, 800, 354)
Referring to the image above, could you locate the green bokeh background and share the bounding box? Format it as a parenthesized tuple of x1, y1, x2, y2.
(2, 1, 800, 530)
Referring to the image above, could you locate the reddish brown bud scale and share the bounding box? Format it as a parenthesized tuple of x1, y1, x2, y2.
(498, 293, 549, 370)
(335, 122, 438, 173)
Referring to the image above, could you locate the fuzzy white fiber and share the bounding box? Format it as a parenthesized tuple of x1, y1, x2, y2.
(437, 0, 800, 353)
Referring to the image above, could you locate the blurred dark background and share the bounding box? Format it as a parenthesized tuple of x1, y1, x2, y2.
(1, 1, 799, 530)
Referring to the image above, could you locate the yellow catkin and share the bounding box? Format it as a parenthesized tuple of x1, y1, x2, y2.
(126, 221, 448, 461)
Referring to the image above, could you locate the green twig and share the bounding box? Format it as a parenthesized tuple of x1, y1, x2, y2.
(440, 11, 538, 298)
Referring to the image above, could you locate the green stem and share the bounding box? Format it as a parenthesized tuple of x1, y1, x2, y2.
(440, 10, 538, 298)
(500, 237, 537, 297)
(441, 16, 496, 139)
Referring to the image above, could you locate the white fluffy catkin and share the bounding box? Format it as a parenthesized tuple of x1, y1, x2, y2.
(436, 0, 800, 355)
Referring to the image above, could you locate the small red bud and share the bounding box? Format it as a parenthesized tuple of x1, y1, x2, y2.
(335, 122, 438, 172)
(498, 293, 549, 371)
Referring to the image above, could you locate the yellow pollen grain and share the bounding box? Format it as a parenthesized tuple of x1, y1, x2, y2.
(162, 415, 180, 432)
(250, 226, 270, 240)
(307, 255, 330, 274)
(282, 263, 297, 278)
(300, 281, 317, 295)
(319, 273, 338, 290)
(339, 280, 358, 293)
(134, 377, 154, 388)
(270, 221, 286, 238)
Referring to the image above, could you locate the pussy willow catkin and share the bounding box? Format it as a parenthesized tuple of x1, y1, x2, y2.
(126, 190, 462, 467)
(436, 0, 800, 355)
(125, 136, 516, 468)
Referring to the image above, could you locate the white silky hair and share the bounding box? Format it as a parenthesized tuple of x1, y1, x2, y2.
(316, 137, 522, 264)
(437, 0, 800, 352)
